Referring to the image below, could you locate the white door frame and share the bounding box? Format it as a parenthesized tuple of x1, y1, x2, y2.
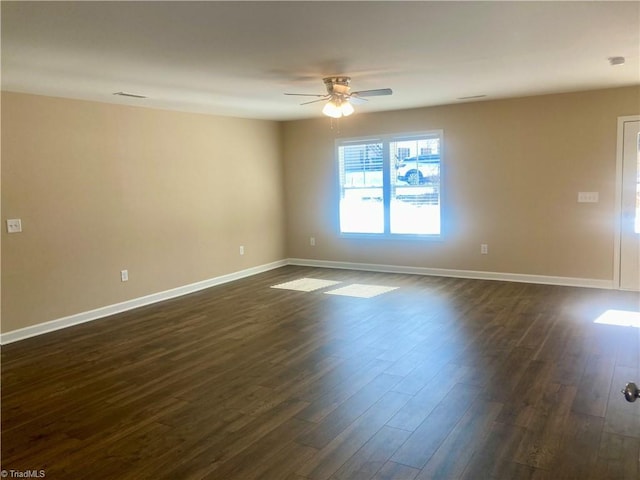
(613, 115, 640, 289)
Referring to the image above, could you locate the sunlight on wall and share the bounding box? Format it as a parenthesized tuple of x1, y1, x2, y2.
(594, 309, 640, 328)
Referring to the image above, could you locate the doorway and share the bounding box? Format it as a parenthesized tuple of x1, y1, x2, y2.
(616, 116, 640, 290)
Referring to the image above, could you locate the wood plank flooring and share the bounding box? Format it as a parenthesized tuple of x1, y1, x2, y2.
(2, 266, 639, 479)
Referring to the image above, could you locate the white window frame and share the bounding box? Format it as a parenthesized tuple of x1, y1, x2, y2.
(337, 130, 444, 239)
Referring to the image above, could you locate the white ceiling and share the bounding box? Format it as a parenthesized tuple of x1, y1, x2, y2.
(2, 1, 639, 121)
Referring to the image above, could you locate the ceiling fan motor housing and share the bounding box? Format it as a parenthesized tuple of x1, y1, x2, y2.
(324, 76, 351, 95)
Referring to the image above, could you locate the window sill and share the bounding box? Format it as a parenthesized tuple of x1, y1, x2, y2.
(339, 233, 443, 242)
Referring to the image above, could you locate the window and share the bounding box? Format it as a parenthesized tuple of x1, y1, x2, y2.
(338, 131, 442, 237)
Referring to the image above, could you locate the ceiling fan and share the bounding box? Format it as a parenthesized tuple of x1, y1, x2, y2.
(285, 76, 392, 118)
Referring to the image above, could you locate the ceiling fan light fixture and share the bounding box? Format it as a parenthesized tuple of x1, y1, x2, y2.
(341, 101, 354, 117)
(322, 100, 343, 118)
(322, 97, 355, 118)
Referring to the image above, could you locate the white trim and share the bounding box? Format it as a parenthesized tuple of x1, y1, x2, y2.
(288, 258, 614, 290)
(614, 115, 640, 290)
(0, 260, 287, 345)
(1, 256, 614, 345)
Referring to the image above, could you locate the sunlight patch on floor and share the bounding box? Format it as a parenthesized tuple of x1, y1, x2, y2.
(270, 278, 341, 292)
(594, 309, 640, 328)
(324, 284, 399, 298)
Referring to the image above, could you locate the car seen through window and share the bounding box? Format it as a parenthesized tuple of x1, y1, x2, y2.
(396, 154, 440, 185)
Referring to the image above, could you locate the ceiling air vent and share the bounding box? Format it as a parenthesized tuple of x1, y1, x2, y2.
(113, 91, 147, 99)
(457, 95, 487, 100)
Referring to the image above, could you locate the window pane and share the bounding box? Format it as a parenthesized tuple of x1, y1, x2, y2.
(390, 137, 441, 235)
(339, 143, 384, 233)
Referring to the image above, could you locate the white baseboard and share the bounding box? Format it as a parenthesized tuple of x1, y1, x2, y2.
(0, 260, 287, 345)
(1, 257, 613, 345)
(287, 258, 614, 290)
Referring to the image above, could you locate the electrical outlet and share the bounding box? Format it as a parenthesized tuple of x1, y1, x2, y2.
(6, 219, 22, 233)
(310, 237, 316, 246)
(239, 245, 244, 255)
(578, 192, 599, 203)
(120, 269, 129, 282)
(481, 244, 488, 255)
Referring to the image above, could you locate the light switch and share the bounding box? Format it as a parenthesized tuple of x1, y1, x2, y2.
(6, 219, 22, 233)
(578, 192, 599, 203)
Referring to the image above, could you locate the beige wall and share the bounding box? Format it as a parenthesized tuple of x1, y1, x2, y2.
(2, 86, 639, 336)
(1, 92, 286, 333)
(282, 86, 640, 280)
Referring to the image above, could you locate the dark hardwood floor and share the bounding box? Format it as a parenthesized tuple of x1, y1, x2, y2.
(2, 266, 639, 479)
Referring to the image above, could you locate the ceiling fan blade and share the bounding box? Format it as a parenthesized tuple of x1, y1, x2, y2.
(351, 88, 393, 97)
(284, 93, 327, 97)
(348, 96, 368, 105)
(300, 97, 330, 105)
